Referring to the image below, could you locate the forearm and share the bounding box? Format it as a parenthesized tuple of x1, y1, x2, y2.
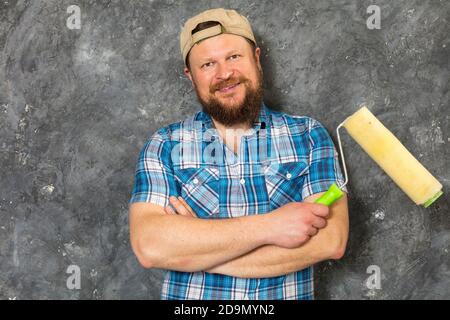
(207, 222, 344, 278)
(207, 194, 349, 278)
(136, 213, 270, 272)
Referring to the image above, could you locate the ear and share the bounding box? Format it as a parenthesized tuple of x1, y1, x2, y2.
(184, 67, 194, 86)
(254, 47, 262, 71)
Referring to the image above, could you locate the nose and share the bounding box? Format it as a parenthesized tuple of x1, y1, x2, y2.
(215, 61, 233, 80)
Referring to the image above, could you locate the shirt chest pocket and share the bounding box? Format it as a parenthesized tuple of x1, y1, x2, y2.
(263, 161, 309, 209)
(175, 167, 220, 218)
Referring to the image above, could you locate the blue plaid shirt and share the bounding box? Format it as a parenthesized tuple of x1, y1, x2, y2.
(129, 102, 347, 300)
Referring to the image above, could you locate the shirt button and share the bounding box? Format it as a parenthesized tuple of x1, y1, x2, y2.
(240, 178, 245, 185)
(193, 178, 199, 184)
(286, 172, 292, 179)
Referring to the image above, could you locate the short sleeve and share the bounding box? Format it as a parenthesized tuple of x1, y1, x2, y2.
(301, 118, 348, 200)
(129, 131, 179, 207)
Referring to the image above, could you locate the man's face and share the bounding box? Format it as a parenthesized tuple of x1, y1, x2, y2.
(184, 33, 263, 127)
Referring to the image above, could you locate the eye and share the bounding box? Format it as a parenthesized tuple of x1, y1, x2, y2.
(229, 54, 241, 60)
(201, 61, 214, 69)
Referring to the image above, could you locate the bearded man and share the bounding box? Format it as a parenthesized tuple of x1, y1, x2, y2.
(129, 8, 349, 300)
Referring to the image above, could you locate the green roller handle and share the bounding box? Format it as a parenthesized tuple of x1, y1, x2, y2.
(314, 183, 344, 206)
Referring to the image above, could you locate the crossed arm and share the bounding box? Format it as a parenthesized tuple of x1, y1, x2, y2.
(204, 192, 349, 278)
(129, 192, 349, 278)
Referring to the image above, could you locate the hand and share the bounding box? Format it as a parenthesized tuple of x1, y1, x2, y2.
(165, 196, 198, 218)
(268, 202, 329, 249)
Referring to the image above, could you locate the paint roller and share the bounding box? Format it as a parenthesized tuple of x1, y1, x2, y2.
(314, 105, 443, 207)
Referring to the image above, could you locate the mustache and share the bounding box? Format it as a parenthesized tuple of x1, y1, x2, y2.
(209, 76, 249, 93)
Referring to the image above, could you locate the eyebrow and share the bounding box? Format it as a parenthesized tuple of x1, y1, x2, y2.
(199, 49, 242, 63)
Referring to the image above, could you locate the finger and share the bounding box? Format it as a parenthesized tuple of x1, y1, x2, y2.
(169, 196, 191, 216)
(308, 203, 330, 218)
(307, 227, 319, 236)
(177, 197, 194, 215)
(165, 205, 176, 215)
(177, 196, 196, 217)
(312, 216, 327, 229)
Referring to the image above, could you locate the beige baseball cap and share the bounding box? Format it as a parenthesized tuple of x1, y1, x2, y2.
(180, 8, 257, 66)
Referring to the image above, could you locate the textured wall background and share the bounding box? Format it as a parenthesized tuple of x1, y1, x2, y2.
(0, 0, 448, 299)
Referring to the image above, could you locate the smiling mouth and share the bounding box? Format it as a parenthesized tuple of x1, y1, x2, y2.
(217, 83, 240, 93)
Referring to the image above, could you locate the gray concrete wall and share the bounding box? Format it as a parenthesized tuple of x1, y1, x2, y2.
(0, 0, 448, 299)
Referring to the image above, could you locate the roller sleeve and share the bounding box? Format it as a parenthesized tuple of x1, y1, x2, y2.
(342, 107, 443, 207)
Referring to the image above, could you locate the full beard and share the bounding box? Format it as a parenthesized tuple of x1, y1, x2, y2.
(195, 69, 264, 127)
